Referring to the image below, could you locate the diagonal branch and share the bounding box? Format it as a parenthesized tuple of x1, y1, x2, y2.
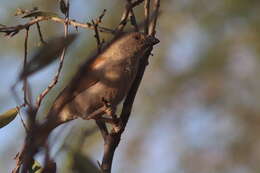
(99, 1, 160, 172)
(36, 22, 46, 44)
(35, 14, 70, 109)
(116, 0, 144, 33)
(128, 0, 139, 32)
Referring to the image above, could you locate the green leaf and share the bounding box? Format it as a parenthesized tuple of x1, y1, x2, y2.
(0, 24, 6, 27)
(72, 152, 100, 173)
(0, 107, 19, 128)
(22, 11, 59, 18)
(14, 7, 39, 17)
(59, 0, 68, 15)
(14, 8, 27, 16)
(29, 160, 43, 173)
(19, 33, 78, 80)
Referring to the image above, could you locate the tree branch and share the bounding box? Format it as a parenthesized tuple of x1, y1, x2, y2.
(35, 3, 70, 109)
(0, 16, 114, 37)
(7, 0, 160, 172)
(23, 27, 30, 106)
(149, 0, 160, 36)
(116, 0, 144, 33)
(99, 0, 160, 172)
(144, 0, 150, 34)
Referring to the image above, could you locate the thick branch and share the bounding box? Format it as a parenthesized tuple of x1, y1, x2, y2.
(99, 47, 154, 173)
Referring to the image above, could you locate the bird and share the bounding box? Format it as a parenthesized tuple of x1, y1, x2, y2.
(39, 32, 159, 135)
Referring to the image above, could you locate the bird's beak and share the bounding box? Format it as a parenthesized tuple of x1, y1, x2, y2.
(146, 35, 160, 45)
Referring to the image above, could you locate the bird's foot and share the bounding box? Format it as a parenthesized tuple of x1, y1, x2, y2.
(84, 99, 116, 120)
(111, 118, 123, 133)
(95, 116, 122, 133)
(101, 98, 117, 118)
(85, 98, 122, 132)
(84, 105, 106, 120)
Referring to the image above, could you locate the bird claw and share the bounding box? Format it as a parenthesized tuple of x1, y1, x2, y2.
(83, 105, 106, 120)
(84, 98, 122, 132)
(84, 98, 118, 124)
(111, 118, 122, 133)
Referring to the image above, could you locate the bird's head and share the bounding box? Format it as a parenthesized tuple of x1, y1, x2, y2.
(111, 32, 159, 59)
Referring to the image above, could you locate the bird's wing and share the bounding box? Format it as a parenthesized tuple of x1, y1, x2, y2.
(50, 54, 107, 114)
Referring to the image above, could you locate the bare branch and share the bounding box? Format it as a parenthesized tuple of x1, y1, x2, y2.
(127, 1, 139, 32)
(92, 21, 102, 53)
(17, 105, 28, 132)
(92, 10, 106, 53)
(36, 2, 70, 109)
(99, 1, 160, 172)
(0, 16, 114, 36)
(116, 0, 144, 33)
(96, 9, 107, 24)
(149, 0, 160, 36)
(36, 22, 46, 44)
(23, 27, 29, 106)
(96, 120, 109, 140)
(116, 4, 131, 32)
(144, 0, 150, 34)
(12, 151, 22, 173)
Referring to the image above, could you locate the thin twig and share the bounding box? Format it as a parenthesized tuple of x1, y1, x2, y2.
(144, 0, 150, 34)
(19, 3, 72, 173)
(149, 0, 160, 36)
(36, 22, 46, 44)
(127, 0, 139, 32)
(40, 3, 70, 171)
(116, 0, 144, 33)
(96, 9, 107, 24)
(11, 28, 31, 173)
(23, 27, 29, 106)
(92, 20, 102, 52)
(12, 151, 23, 173)
(17, 106, 29, 132)
(36, 7, 70, 109)
(92, 10, 106, 53)
(116, 3, 131, 32)
(0, 16, 114, 37)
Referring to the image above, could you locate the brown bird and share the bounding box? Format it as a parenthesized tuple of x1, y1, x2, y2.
(40, 32, 159, 133)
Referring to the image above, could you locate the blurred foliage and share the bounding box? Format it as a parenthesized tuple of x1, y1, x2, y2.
(0, 107, 18, 128)
(20, 33, 78, 79)
(1, 0, 260, 173)
(29, 160, 43, 173)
